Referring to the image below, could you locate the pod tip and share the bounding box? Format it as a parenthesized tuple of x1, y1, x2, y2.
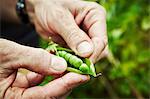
(95, 72, 102, 78)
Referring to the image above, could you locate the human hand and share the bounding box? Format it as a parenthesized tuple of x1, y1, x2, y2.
(26, 0, 108, 63)
(0, 39, 90, 99)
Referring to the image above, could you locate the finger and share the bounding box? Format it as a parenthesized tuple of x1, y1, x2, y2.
(89, 37, 107, 63)
(58, 90, 72, 99)
(1, 39, 67, 75)
(95, 45, 109, 62)
(34, 19, 67, 47)
(47, 9, 94, 57)
(22, 73, 90, 98)
(0, 72, 16, 98)
(12, 71, 44, 88)
(43, 73, 90, 97)
(17, 46, 67, 75)
(82, 5, 107, 63)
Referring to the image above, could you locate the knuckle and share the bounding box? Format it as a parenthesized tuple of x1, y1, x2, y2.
(66, 29, 80, 45)
(36, 48, 49, 62)
(54, 8, 65, 19)
(98, 6, 107, 15)
(90, 2, 100, 8)
(87, 2, 106, 16)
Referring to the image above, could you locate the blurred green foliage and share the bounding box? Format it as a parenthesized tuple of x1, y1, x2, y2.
(40, 0, 150, 98)
(69, 0, 150, 98)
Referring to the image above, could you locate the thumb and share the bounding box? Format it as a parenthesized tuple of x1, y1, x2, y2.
(18, 46, 67, 75)
(1, 39, 67, 75)
(50, 10, 94, 57)
(21, 73, 90, 98)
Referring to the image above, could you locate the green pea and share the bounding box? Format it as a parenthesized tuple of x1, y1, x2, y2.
(44, 42, 100, 78)
(79, 63, 89, 73)
(69, 55, 79, 68)
(64, 53, 72, 61)
(58, 51, 83, 69)
(57, 51, 96, 76)
(58, 51, 67, 57)
(73, 58, 83, 68)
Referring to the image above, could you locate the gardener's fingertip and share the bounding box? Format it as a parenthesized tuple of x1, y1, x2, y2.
(81, 75, 90, 82)
(51, 55, 67, 73)
(66, 73, 90, 84)
(77, 41, 93, 57)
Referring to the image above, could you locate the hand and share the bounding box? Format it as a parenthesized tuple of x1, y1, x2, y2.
(26, 0, 108, 63)
(0, 39, 90, 99)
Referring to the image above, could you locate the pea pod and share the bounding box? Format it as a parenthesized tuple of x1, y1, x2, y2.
(57, 51, 83, 69)
(57, 51, 98, 77)
(79, 63, 89, 73)
(45, 42, 101, 77)
(39, 42, 102, 86)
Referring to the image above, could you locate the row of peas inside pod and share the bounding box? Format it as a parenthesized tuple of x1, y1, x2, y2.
(45, 42, 101, 77)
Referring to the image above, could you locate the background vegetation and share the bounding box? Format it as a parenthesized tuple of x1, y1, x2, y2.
(41, 0, 150, 98)
(69, 0, 150, 98)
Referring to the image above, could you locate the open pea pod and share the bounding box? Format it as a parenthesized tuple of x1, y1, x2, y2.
(84, 58, 97, 77)
(46, 42, 101, 77)
(67, 58, 101, 77)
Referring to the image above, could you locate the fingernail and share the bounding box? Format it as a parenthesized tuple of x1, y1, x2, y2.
(51, 56, 67, 72)
(77, 41, 93, 57)
(82, 75, 90, 81)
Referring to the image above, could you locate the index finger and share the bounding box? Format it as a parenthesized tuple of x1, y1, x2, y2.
(22, 73, 90, 98)
(83, 4, 108, 63)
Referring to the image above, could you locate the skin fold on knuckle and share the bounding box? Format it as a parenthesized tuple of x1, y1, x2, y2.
(0, 72, 17, 98)
(0, 39, 24, 69)
(89, 38, 103, 62)
(0, 39, 17, 58)
(87, 2, 100, 10)
(90, 2, 106, 15)
(46, 4, 67, 25)
(98, 5, 107, 16)
(92, 8, 106, 24)
(34, 48, 51, 69)
(4, 87, 25, 99)
(65, 29, 85, 49)
(87, 2, 107, 17)
(92, 36, 108, 62)
(46, 6, 71, 37)
(21, 47, 50, 74)
(96, 46, 109, 62)
(83, 9, 99, 30)
(94, 35, 108, 50)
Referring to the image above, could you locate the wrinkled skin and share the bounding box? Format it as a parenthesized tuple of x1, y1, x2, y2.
(26, 0, 108, 63)
(0, 0, 108, 98)
(0, 39, 90, 99)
